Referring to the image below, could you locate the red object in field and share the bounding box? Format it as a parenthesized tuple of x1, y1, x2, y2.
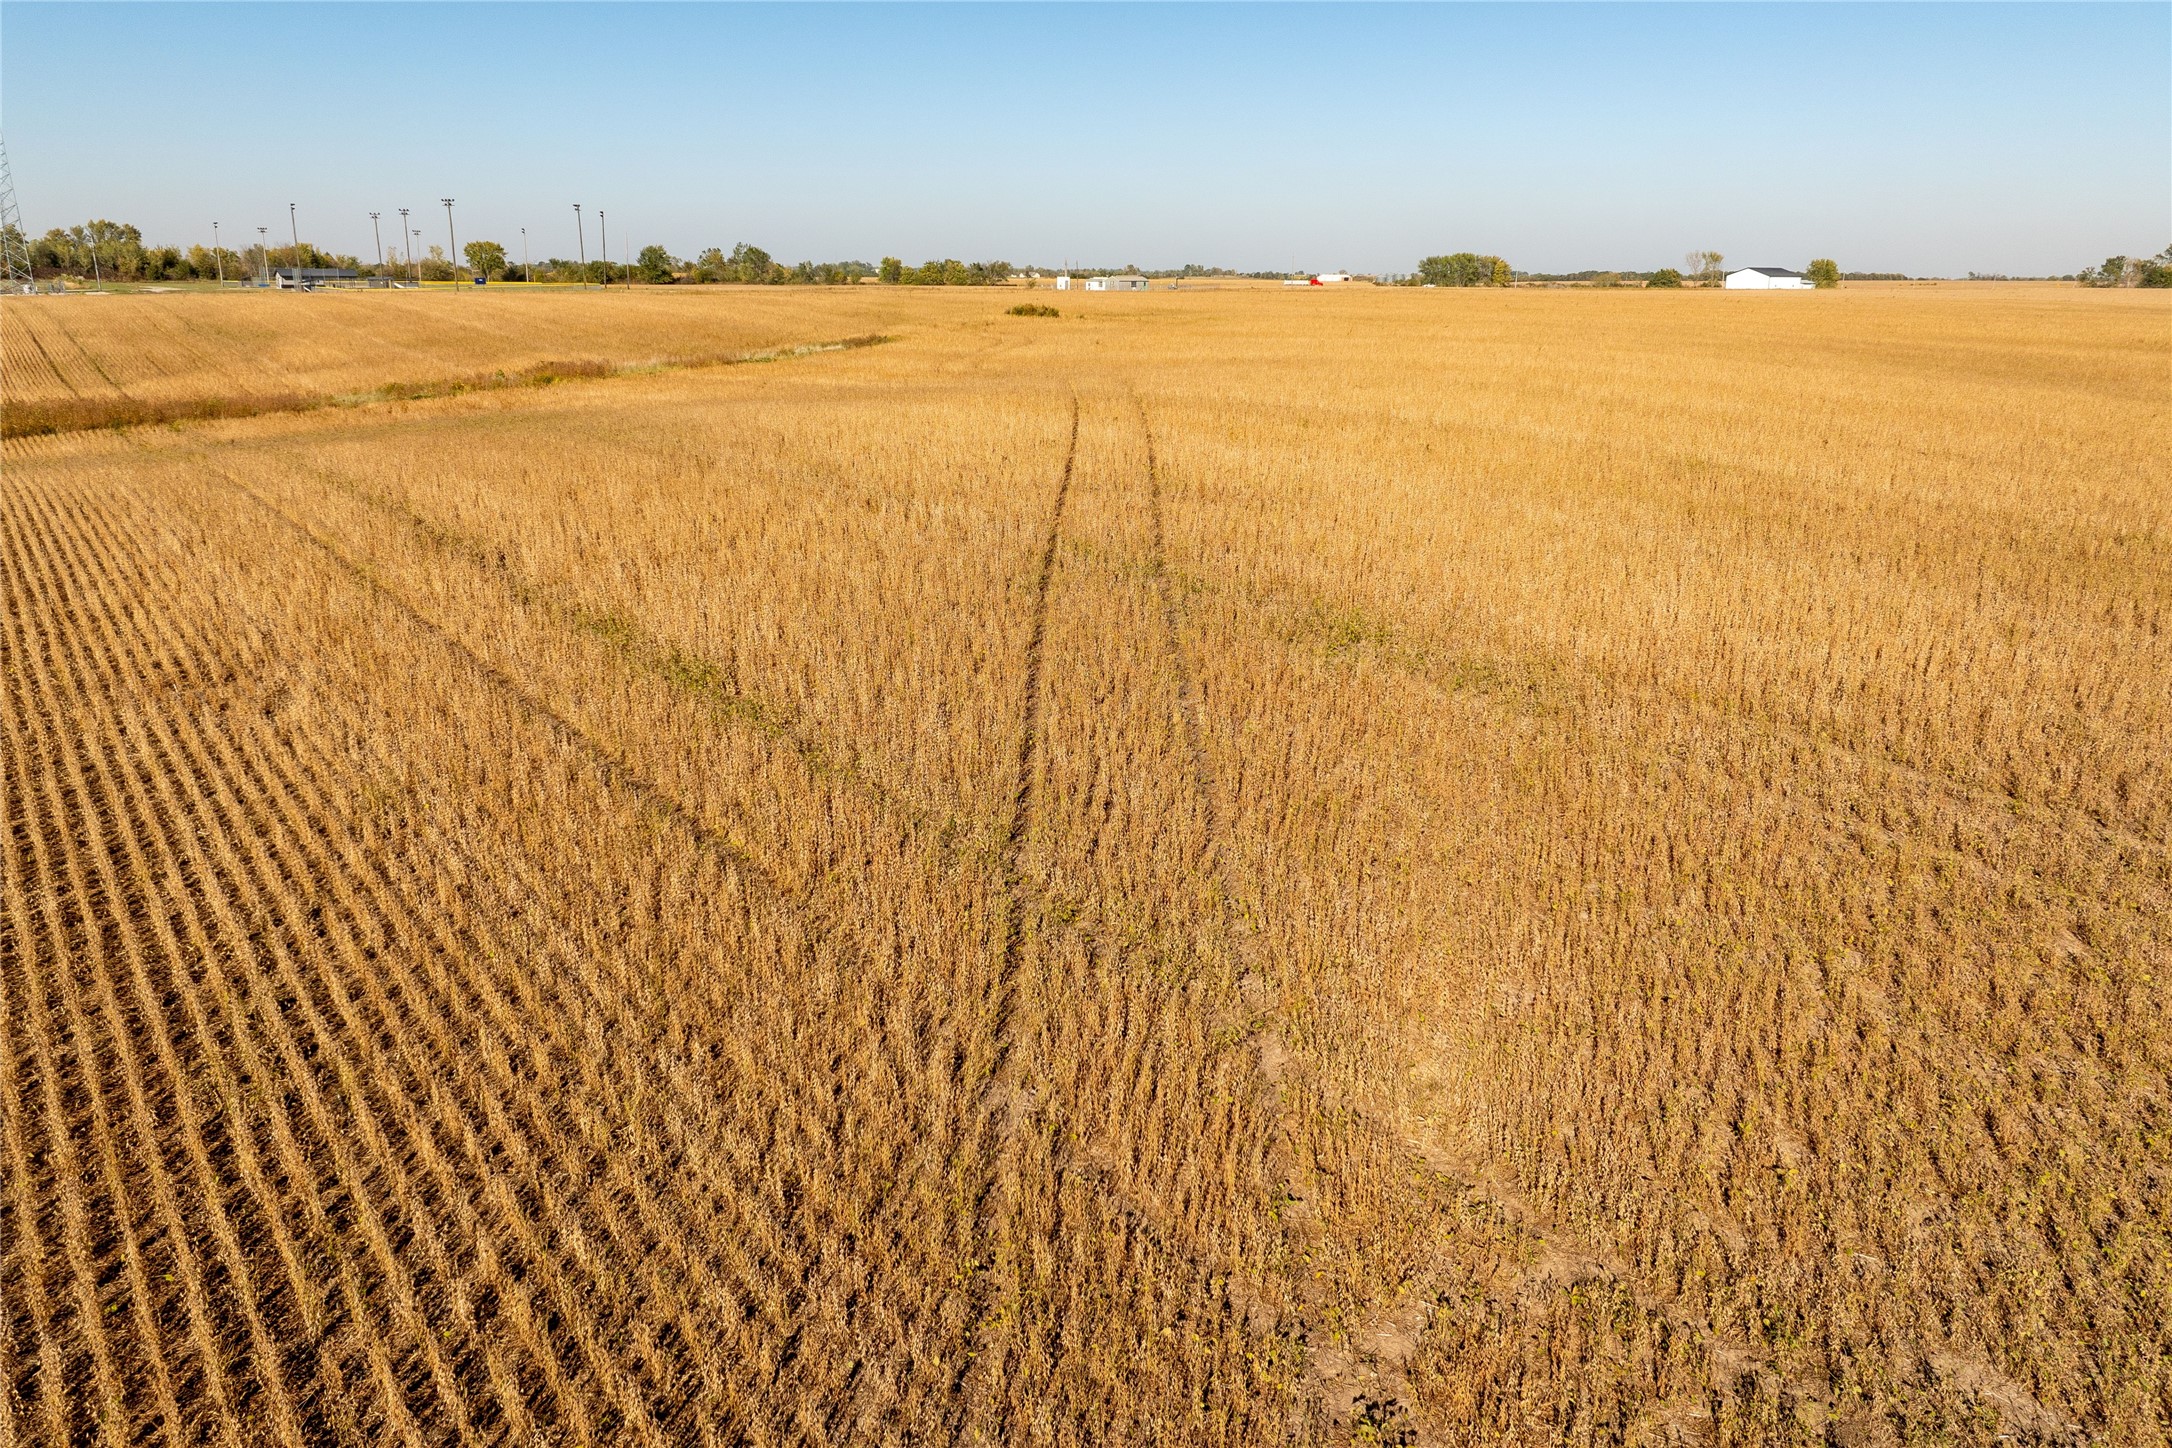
(1309, 277, 1323, 285)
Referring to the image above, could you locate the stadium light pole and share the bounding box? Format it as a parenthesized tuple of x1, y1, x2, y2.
(442, 198, 457, 290)
(598, 208, 608, 290)
(573, 203, 586, 289)
(369, 211, 384, 271)
(256, 226, 269, 285)
(213, 221, 224, 284)
(288, 202, 300, 283)
(412, 230, 423, 284)
(522, 226, 529, 284)
(398, 207, 412, 283)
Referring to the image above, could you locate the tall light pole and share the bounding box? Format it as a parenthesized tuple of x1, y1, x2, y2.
(442, 198, 457, 289)
(213, 220, 224, 283)
(573, 203, 586, 288)
(598, 208, 608, 289)
(398, 207, 413, 284)
(521, 226, 529, 284)
(369, 211, 384, 271)
(288, 201, 300, 284)
(412, 230, 423, 284)
(256, 226, 269, 285)
(87, 226, 103, 289)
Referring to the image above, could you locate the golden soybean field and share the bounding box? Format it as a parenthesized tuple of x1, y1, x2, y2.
(1, 283, 2166, 1447)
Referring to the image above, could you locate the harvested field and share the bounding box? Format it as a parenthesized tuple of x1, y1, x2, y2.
(0, 287, 913, 435)
(2, 283, 2167, 1446)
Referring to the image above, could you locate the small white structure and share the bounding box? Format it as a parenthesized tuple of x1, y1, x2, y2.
(1054, 274, 1071, 291)
(1725, 266, 1809, 291)
(1084, 275, 1149, 292)
(1315, 272, 1353, 284)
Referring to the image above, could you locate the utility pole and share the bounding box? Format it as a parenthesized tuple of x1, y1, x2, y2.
(598, 208, 608, 289)
(442, 198, 457, 289)
(213, 220, 224, 284)
(573, 203, 587, 288)
(257, 226, 269, 285)
(288, 201, 300, 284)
(369, 211, 384, 270)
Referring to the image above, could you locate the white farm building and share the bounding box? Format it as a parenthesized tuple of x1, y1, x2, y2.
(1084, 275, 1150, 292)
(1724, 266, 1810, 291)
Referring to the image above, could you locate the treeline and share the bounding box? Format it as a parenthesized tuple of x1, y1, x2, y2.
(2, 221, 347, 281)
(1413, 251, 1859, 288)
(2077, 246, 2172, 287)
(877, 256, 1013, 286)
(648, 243, 875, 285)
(0, 220, 1002, 288)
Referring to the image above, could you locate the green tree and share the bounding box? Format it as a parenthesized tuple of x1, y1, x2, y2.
(727, 242, 777, 283)
(879, 255, 903, 284)
(1805, 258, 1841, 288)
(463, 240, 508, 279)
(1419, 253, 1486, 286)
(636, 245, 677, 284)
(2139, 245, 2172, 288)
(1417, 253, 1510, 287)
(62, 219, 146, 279)
(2079, 256, 2128, 287)
(1645, 268, 1683, 288)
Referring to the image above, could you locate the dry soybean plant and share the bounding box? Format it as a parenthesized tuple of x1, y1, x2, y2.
(1, 281, 2165, 1446)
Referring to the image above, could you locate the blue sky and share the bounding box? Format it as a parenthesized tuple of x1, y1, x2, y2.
(3, 3, 2165, 276)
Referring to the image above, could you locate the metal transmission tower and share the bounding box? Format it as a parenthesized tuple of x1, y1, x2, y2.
(0, 135, 35, 292)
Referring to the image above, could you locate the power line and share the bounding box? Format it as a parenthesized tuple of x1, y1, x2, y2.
(0, 134, 32, 291)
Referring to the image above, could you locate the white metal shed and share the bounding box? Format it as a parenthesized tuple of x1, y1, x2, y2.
(1724, 266, 1810, 290)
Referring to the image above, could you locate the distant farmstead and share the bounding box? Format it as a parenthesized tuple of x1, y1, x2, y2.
(1724, 266, 1809, 291)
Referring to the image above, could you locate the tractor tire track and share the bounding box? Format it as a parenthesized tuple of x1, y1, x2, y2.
(993, 392, 1080, 1045)
(951, 392, 1078, 1418)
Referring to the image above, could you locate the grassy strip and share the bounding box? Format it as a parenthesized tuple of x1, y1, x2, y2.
(0, 333, 893, 439)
